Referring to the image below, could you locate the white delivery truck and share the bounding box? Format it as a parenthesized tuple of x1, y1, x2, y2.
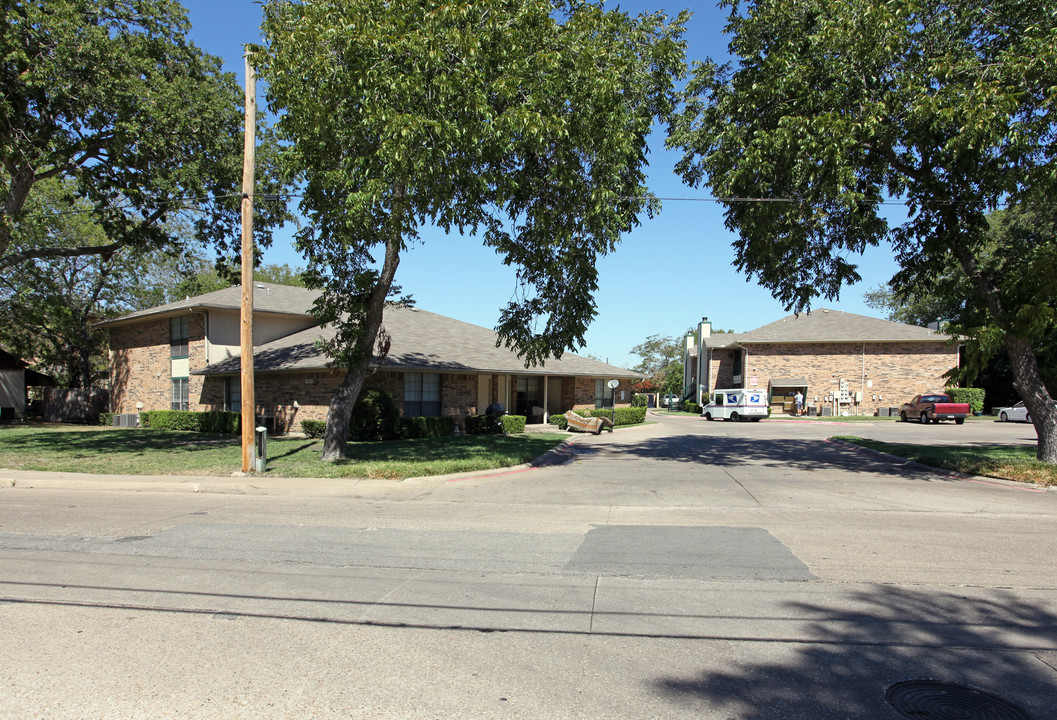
(701, 388, 769, 422)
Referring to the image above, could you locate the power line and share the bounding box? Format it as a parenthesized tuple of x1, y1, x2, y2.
(13, 190, 921, 222)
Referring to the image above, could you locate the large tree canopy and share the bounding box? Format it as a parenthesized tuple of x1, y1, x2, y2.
(668, 0, 1057, 460)
(0, 0, 283, 274)
(257, 0, 688, 460)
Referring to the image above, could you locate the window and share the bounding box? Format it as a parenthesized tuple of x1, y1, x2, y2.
(170, 316, 189, 359)
(225, 377, 241, 413)
(595, 379, 605, 409)
(171, 377, 189, 411)
(404, 372, 441, 417)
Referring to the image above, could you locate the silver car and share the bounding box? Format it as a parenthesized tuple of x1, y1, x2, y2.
(997, 401, 1041, 423)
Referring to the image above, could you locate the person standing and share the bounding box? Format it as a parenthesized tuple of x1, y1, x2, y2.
(794, 390, 804, 416)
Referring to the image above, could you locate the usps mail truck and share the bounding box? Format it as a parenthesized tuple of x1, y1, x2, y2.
(702, 389, 769, 422)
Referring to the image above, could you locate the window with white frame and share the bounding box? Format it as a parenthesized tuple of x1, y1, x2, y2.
(225, 377, 241, 413)
(404, 372, 441, 417)
(170, 316, 189, 358)
(171, 377, 189, 411)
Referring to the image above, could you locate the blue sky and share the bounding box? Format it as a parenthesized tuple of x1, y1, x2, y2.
(181, 0, 902, 368)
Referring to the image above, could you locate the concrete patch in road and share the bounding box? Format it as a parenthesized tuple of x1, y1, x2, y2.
(567, 526, 815, 582)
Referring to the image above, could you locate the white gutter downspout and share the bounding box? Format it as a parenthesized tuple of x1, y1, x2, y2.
(861, 342, 866, 413)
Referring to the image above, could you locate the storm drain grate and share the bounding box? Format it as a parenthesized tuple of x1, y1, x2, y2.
(885, 680, 1032, 720)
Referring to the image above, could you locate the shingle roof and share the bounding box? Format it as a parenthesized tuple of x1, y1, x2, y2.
(96, 282, 320, 327)
(195, 305, 641, 378)
(703, 308, 948, 347)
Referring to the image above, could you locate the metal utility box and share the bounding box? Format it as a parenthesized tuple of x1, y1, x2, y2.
(254, 425, 267, 473)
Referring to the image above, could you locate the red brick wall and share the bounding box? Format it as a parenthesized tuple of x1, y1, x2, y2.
(569, 377, 634, 411)
(109, 315, 640, 429)
(108, 314, 206, 413)
(738, 341, 958, 415)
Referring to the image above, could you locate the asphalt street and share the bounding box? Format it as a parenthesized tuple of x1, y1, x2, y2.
(1, 413, 1055, 719)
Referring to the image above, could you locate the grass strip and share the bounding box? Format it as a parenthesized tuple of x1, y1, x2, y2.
(833, 435, 1056, 487)
(0, 426, 568, 480)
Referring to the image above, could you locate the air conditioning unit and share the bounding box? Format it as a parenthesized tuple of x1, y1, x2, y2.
(112, 413, 139, 428)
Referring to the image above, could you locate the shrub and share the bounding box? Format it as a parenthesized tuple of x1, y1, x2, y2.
(348, 389, 401, 441)
(99, 412, 113, 426)
(464, 415, 500, 435)
(948, 387, 986, 414)
(301, 419, 326, 438)
(401, 416, 455, 439)
(631, 394, 648, 407)
(500, 415, 526, 434)
(684, 401, 700, 414)
(549, 413, 568, 430)
(140, 410, 239, 434)
(613, 406, 646, 425)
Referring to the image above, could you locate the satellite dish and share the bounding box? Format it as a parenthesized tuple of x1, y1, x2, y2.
(607, 379, 620, 389)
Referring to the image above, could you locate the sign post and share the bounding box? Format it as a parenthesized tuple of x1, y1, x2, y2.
(607, 379, 620, 425)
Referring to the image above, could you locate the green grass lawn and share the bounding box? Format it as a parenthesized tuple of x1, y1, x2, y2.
(834, 435, 1057, 486)
(0, 425, 568, 480)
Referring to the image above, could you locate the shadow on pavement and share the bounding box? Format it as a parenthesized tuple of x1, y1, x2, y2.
(652, 584, 1057, 719)
(584, 434, 937, 479)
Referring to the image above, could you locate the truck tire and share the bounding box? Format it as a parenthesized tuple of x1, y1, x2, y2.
(955, 418, 965, 425)
(920, 412, 929, 424)
(730, 411, 740, 422)
(900, 411, 908, 422)
(704, 413, 713, 421)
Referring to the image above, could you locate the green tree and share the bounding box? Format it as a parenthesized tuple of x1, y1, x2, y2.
(629, 333, 686, 388)
(668, 0, 1057, 461)
(0, 0, 284, 274)
(662, 360, 684, 397)
(0, 180, 167, 387)
(257, 0, 688, 460)
(163, 261, 308, 302)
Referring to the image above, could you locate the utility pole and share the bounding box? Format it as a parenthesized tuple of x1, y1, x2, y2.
(240, 52, 256, 473)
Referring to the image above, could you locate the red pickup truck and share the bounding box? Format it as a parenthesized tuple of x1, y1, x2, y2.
(899, 394, 971, 425)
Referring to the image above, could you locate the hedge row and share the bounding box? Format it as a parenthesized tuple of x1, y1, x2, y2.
(400, 416, 455, 439)
(947, 387, 985, 414)
(549, 406, 647, 429)
(464, 414, 527, 435)
(302, 416, 459, 440)
(140, 410, 240, 434)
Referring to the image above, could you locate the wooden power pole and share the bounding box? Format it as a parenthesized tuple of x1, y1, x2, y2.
(240, 53, 256, 473)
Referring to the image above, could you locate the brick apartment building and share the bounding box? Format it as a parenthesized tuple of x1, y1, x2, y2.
(99, 283, 640, 432)
(683, 309, 960, 416)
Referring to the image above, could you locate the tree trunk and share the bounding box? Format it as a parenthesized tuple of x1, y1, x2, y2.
(319, 206, 404, 462)
(320, 365, 370, 462)
(950, 239, 1057, 463)
(1005, 335, 1057, 463)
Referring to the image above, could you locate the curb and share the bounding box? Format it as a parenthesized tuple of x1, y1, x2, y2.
(824, 438, 1051, 493)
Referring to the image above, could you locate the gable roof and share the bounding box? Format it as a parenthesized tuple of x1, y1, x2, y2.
(96, 282, 320, 328)
(196, 304, 639, 378)
(702, 308, 948, 348)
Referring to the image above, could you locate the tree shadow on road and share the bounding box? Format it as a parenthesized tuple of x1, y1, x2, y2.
(591, 434, 939, 480)
(651, 584, 1057, 719)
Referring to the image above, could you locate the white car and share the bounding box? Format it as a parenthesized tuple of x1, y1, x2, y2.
(997, 401, 1031, 423)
